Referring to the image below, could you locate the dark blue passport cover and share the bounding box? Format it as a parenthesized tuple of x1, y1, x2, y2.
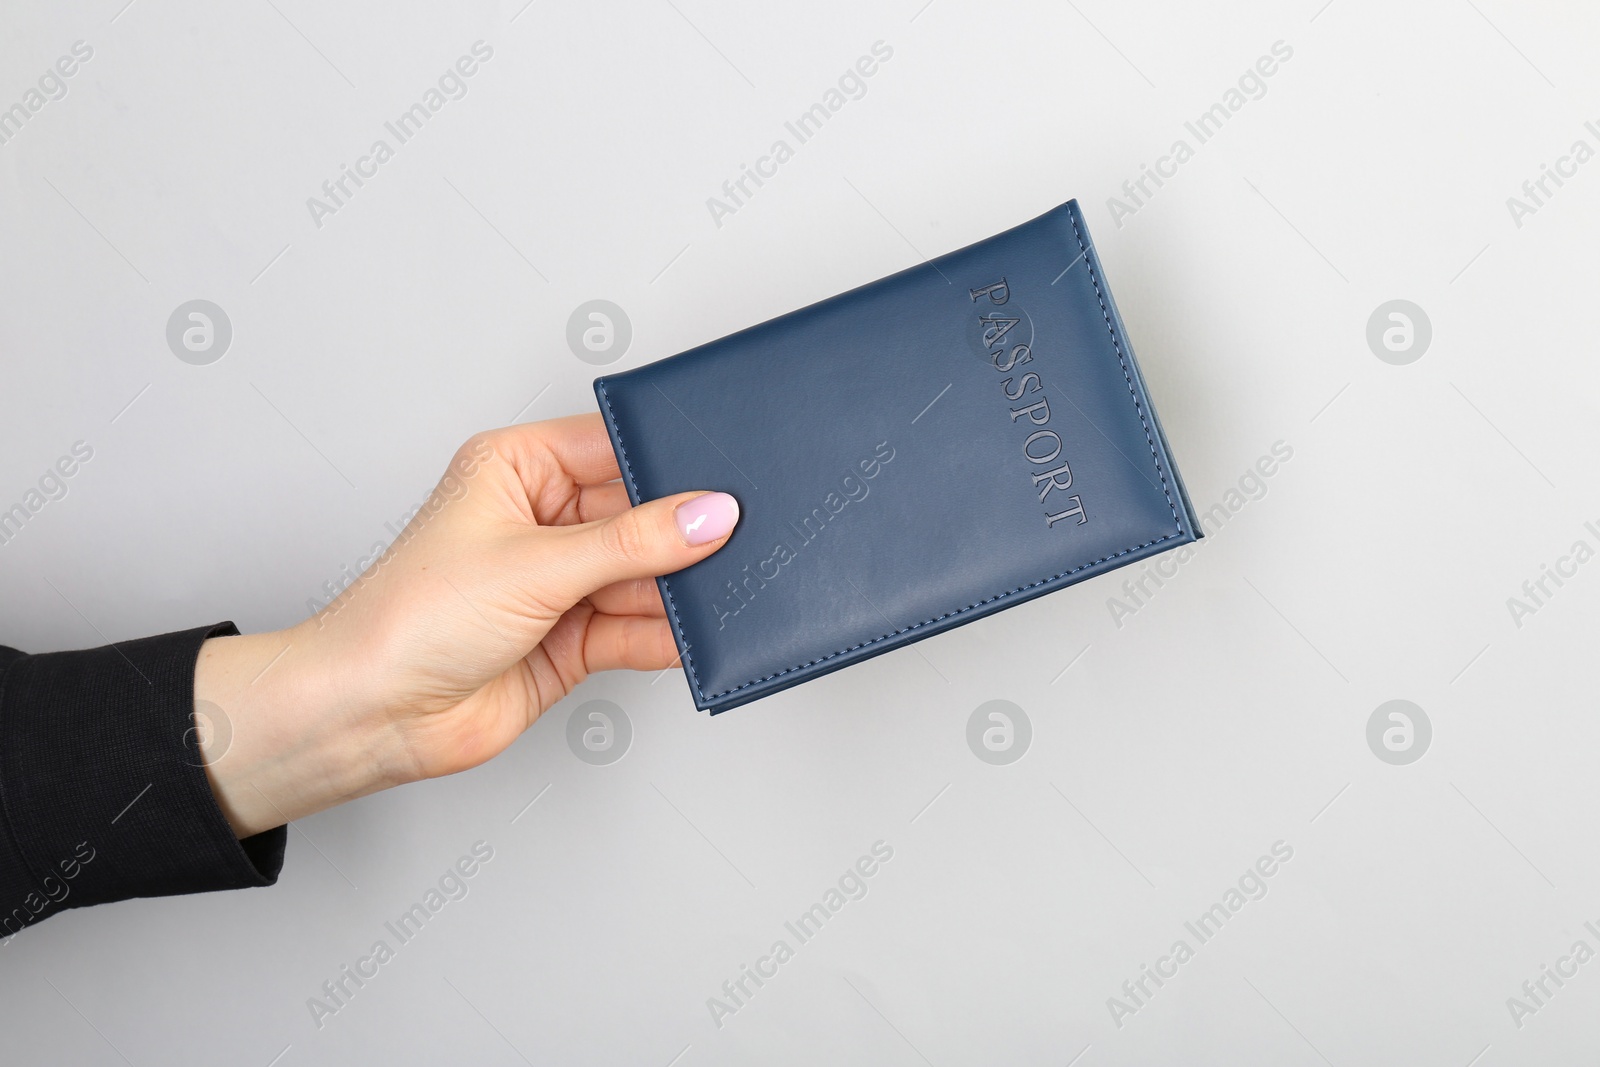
(594, 200, 1202, 712)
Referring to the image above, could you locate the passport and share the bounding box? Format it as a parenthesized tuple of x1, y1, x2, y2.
(594, 199, 1202, 713)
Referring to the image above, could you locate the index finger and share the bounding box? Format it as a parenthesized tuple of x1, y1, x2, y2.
(496, 412, 622, 487)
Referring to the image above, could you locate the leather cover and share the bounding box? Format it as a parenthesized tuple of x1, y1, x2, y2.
(594, 200, 1202, 713)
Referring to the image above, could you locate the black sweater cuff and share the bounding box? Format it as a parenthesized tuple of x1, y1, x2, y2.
(0, 622, 286, 934)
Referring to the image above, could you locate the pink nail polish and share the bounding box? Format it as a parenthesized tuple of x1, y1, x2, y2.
(676, 492, 739, 546)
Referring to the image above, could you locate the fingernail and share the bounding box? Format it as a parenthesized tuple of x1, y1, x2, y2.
(675, 492, 739, 546)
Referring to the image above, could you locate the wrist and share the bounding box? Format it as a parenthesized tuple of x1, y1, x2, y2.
(193, 621, 413, 838)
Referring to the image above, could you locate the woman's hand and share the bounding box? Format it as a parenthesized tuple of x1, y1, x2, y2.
(192, 414, 740, 837)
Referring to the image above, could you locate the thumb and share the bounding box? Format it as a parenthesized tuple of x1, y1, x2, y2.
(541, 491, 741, 607)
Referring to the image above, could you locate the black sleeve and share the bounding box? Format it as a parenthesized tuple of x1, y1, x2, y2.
(0, 622, 287, 935)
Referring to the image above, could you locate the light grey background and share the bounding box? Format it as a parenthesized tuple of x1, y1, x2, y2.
(2, 0, 1597, 1063)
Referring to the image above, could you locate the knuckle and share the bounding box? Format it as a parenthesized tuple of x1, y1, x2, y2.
(453, 431, 498, 472)
(620, 622, 646, 666)
(622, 619, 669, 670)
(632, 577, 663, 613)
(598, 512, 648, 561)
